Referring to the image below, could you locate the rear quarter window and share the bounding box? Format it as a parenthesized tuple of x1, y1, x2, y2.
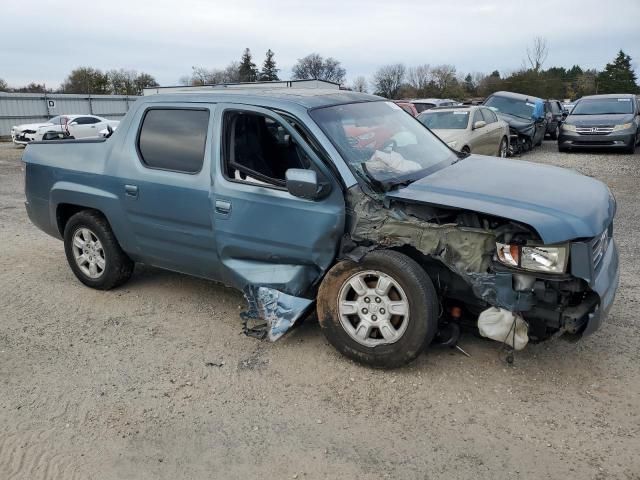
(137, 109, 209, 173)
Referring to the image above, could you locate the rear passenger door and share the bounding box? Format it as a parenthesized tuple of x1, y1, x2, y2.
(112, 105, 222, 279)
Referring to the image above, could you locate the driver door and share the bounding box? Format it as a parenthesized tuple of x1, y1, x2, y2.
(211, 104, 345, 296)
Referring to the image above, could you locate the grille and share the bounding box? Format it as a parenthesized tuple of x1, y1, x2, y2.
(576, 126, 614, 135)
(591, 229, 610, 271)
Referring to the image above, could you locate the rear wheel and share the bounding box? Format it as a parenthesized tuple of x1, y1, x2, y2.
(549, 124, 560, 140)
(317, 250, 438, 368)
(63, 210, 133, 290)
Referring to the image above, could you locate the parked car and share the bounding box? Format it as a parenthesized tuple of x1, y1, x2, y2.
(558, 94, 640, 153)
(34, 115, 119, 141)
(417, 105, 509, 157)
(544, 99, 567, 140)
(483, 91, 547, 153)
(10, 116, 67, 146)
(23, 90, 619, 368)
(409, 98, 459, 113)
(562, 101, 576, 114)
(393, 101, 419, 116)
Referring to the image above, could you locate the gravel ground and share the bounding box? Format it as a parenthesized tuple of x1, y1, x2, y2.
(0, 140, 639, 480)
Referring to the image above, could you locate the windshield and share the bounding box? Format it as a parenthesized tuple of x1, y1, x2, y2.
(418, 110, 469, 129)
(571, 98, 634, 115)
(310, 101, 457, 189)
(47, 116, 64, 125)
(484, 95, 535, 120)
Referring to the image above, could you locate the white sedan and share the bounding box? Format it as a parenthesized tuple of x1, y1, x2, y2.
(34, 115, 120, 141)
(11, 116, 67, 145)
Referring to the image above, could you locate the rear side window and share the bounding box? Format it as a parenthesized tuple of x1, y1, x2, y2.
(138, 109, 209, 173)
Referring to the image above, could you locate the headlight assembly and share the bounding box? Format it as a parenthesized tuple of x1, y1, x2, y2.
(612, 122, 633, 131)
(562, 123, 577, 132)
(496, 242, 569, 274)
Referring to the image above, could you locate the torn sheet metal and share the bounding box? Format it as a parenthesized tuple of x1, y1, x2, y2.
(343, 187, 531, 312)
(346, 188, 497, 274)
(478, 307, 529, 350)
(241, 285, 313, 341)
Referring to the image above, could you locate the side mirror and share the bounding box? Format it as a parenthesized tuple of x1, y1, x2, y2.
(285, 169, 322, 200)
(473, 120, 486, 130)
(562, 110, 569, 118)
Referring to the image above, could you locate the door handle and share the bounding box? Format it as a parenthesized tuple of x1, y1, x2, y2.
(125, 184, 138, 198)
(215, 199, 231, 214)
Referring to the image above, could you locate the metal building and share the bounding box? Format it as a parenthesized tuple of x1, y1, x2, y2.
(0, 92, 139, 138)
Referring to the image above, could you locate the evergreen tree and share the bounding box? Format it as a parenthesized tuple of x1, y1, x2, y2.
(259, 49, 279, 81)
(597, 50, 639, 93)
(463, 74, 476, 96)
(238, 48, 258, 83)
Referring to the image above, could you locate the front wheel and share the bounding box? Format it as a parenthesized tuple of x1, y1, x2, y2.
(498, 136, 508, 157)
(63, 210, 134, 290)
(317, 250, 439, 368)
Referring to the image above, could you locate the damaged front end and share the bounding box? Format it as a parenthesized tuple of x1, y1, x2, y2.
(341, 185, 619, 347)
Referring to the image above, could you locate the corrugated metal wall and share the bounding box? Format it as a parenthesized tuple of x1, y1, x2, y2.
(0, 93, 139, 138)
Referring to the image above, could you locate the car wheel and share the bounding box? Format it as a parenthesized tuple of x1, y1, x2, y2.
(550, 124, 559, 140)
(498, 136, 508, 157)
(63, 210, 134, 290)
(626, 133, 638, 154)
(317, 250, 438, 368)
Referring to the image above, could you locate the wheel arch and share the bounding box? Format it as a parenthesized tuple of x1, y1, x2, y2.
(50, 182, 132, 253)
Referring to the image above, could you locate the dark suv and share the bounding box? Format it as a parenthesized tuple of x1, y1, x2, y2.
(558, 94, 640, 153)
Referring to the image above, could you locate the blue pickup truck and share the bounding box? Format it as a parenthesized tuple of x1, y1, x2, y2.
(23, 89, 619, 368)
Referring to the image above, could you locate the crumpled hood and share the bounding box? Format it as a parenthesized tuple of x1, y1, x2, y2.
(14, 122, 52, 131)
(566, 113, 634, 126)
(387, 155, 615, 244)
(496, 112, 536, 137)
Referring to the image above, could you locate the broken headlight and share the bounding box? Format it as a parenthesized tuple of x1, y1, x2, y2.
(496, 243, 568, 274)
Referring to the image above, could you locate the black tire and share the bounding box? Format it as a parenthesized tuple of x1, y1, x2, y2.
(498, 136, 508, 157)
(317, 250, 439, 368)
(549, 124, 559, 140)
(63, 210, 134, 290)
(626, 135, 637, 154)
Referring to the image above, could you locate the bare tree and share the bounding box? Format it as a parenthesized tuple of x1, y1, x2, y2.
(526, 36, 549, 72)
(351, 76, 368, 93)
(0, 78, 8, 91)
(372, 64, 406, 99)
(407, 64, 431, 92)
(291, 53, 346, 84)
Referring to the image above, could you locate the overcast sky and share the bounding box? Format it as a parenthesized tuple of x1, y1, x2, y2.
(2, 0, 639, 89)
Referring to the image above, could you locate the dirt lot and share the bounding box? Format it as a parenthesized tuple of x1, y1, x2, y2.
(0, 140, 638, 480)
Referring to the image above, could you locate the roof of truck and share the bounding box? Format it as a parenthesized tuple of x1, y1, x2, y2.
(138, 88, 383, 109)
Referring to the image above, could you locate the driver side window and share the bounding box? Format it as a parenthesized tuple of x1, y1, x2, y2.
(222, 111, 312, 187)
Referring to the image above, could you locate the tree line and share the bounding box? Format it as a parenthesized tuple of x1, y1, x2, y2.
(0, 67, 159, 95)
(2, 42, 637, 100)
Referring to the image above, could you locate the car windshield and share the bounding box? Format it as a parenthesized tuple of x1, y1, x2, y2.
(484, 95, 535, 120)
(310, 101, 457, 189)
(47, 116, 64, 125)
(418, 110, 469, 129)
(571, 98, 634, 115)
